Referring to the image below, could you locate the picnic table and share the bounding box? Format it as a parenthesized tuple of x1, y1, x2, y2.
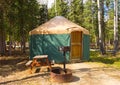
(26, 55, 52, 73)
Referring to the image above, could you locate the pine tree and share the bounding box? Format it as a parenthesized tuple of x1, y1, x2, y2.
(97, 0, 106, 54)
(113, 0, 119, 55)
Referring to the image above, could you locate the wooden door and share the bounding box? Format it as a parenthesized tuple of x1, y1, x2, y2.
(71, 31, 82, 60)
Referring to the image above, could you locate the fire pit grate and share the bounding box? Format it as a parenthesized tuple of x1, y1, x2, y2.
(50, 67, 72, 83)
(50, 46, 72, 83)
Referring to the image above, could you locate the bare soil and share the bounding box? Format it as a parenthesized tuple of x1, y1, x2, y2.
(0, 56, 120, 85)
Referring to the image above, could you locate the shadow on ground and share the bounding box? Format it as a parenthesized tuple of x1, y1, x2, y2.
(70, 76, 80, 82)
(0, 72, 49, 85)
(0, 56, 29, 77)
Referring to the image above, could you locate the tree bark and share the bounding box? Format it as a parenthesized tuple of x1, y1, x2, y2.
(113, 0, 118, 55)
(19, 0, 26, 54)
(97, 0, 106, 55)
(54, 0, 57, 16)
(0, 8, 6, 56)
(8, 33, 12, 55)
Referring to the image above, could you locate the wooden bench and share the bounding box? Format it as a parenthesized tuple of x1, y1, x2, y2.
(26, 55, 52, 73)
(25, 60, 33, 66)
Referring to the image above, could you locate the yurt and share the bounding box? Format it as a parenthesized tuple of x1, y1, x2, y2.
(29, 16, 90, 63)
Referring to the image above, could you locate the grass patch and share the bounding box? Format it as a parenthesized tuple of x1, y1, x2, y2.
(89, 51, 120, 68)
(111, 62, 120, 68)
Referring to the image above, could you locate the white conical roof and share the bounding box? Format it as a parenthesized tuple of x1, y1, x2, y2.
(29, 16, 89, 35)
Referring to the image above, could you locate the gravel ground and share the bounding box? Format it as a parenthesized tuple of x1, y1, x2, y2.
(0, 62, 120, 85)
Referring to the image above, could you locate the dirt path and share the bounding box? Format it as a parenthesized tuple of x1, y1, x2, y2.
(0, 62, 120, 85)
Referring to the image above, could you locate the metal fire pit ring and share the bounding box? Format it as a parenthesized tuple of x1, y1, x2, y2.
(50, 67, 72, 83)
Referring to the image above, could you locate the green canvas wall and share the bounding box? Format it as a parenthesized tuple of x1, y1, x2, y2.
(83, 34, 90, 60)
(29, 34, 70, 63)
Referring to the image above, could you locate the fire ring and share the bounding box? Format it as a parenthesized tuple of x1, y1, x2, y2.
(50, 67, 72, 83)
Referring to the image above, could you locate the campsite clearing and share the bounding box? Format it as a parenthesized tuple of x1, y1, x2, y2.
(0, 56, 120, 85)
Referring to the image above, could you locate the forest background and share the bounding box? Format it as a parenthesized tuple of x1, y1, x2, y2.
(0, 0, 120, 56)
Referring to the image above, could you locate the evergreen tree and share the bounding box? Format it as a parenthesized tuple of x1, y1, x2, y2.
(68, 0, 84, 26)
(39, 4, 48, 24)
(105, 0, 114, 47)
(0, 0, 40, 55)
(97, 0, 106, 55)
(113, 0, 119, 55)
(48, 0, 69, 18)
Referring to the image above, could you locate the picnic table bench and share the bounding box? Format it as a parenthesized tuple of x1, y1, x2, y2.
(26, 55, 52, 73)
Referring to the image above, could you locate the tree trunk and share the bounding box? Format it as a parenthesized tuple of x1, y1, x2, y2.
(19, 0, 26, 54)
(97, 0, 106, 55)
(0, 8, 6, 56)
(113, 0, 118, 55)
(54, 0, 57, 16)
(8, 33, 12, 55)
